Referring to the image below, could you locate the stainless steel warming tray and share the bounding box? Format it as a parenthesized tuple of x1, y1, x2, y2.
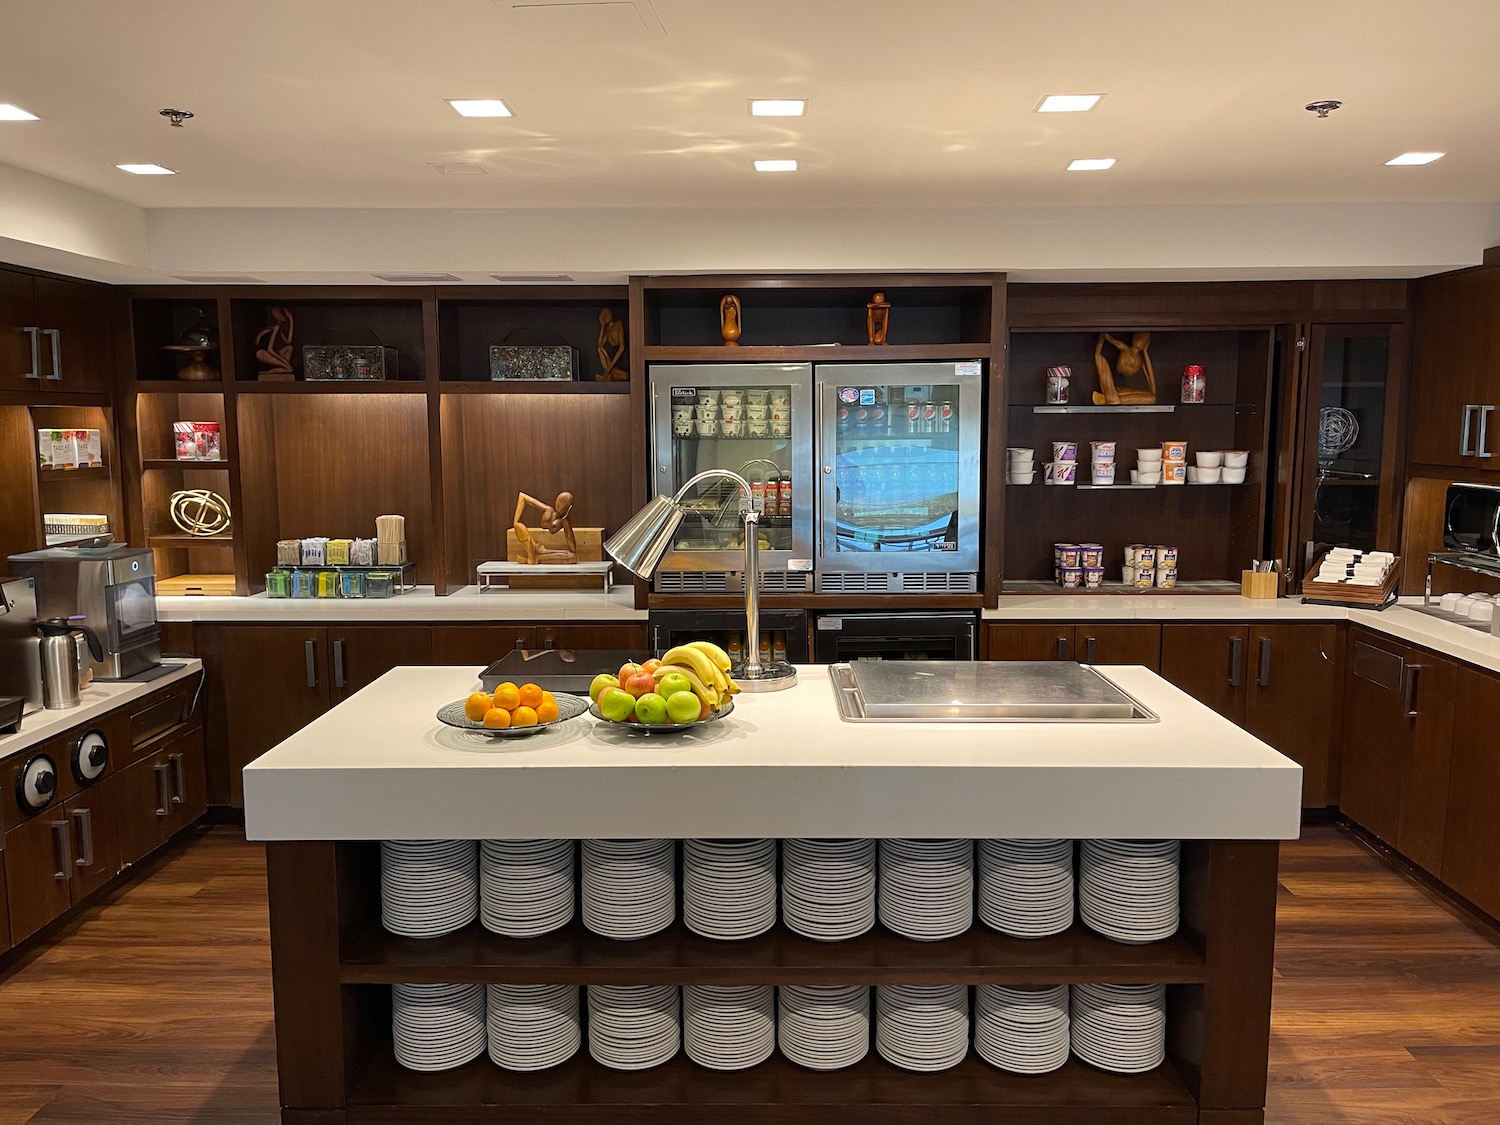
(829, 661, 1160, 723)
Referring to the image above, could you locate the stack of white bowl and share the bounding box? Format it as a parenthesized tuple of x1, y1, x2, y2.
(778, 985, 871, 1070)
(381, 839, 478, 938)
(878, 838, 974, 941)
(1069, 983, 1167, 1073)
(581, 839, 675, 940)
(1006, 447, 1035, 485)
(586, 984, 681, 1070)
(1079, 839, 1181, 944)
(974, 984, 1070, 1074)
(683, 985, 776, 1070)
(392, 982, 486, 1072)
(485, 983, 580, 1071)
(1129, 447, 1163, 486)
(977, 839, 1075, 938)
(875, 984, 970, 1072)
(479, 839, 575, 938)
(781, 838, 877, 941)
(683, 839, 777, 940)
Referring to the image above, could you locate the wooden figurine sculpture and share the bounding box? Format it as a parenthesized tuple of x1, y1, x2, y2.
(255, 306, 295, 380)
(1093, 332, 1158, 405)
(597, 308, 628, 381)
(867, 291, 891, 345)
(513, 490, 578, 564)
(720, 294, 742, 347)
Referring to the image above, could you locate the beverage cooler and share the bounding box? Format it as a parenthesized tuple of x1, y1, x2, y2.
(648, 609, 809, 665)
(812, 611, 978, 662)
(648, 360, 983, 595)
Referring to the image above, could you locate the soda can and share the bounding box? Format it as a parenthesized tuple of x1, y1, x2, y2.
(921, 402, 937, 432)
(906, 403, 921, 433)
(837, 406, 850, 431)
(939, 402, 953, 432)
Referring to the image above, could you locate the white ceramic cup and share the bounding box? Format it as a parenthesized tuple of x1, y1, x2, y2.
(1195, 451, 1224, 469)
(1198, 466, 1222, 483)
(1138, 472, 1162, 485)
(1129, 469, 1141, 483)
(1008, 470, 1035, 485)
(1224, 450, 1250, 469)
(1186, 466, 1200, 483)
(1136, 448, 1163, 463)
(1222, 467, 1247, 484)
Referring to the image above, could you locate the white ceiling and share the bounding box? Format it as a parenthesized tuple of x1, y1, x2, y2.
(1, 0, 1497, 212)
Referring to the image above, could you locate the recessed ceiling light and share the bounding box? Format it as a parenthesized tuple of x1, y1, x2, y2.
(1067, 157, 1116, 171)
(750, 99, 807, 117)
(116, 163, 176, 175)
(429, 162, 487, 176)
(448, 99, 513, 118)
(1385, 151, 1444, 166)
(1037, 94, 1102, 113)
(0, 103, 40, 121)
(372, 273, 463, 283)
(754, 159, 798, 172)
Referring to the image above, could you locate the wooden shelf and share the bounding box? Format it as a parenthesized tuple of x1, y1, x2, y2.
(147, 533, 234, 545)
(232, 380, 430, 394)
(1001, 580, 1243, 597)
(340, 919, 1205, 986)
(641, 345, 987, 363)
(37, 465, 109, 477)
(348, 1048, 1197, 1125)
(141, 458, 229, 470)
(438, 381, 630, 394)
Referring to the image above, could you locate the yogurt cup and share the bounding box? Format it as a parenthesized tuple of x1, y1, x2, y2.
(1136, 448, 1164, 463)
(1057, 544, 1082, 567)
(1090, 440, 1117, 461)
(1080, 544, 1105, 567)
(1052, 441, 1078, 463)
(1195, 451, 1224, 469)
(1162, 441, 1187, 462)
(1224, 450, 1250, 469)
(1059, 567, 1084, 589)
(1083, 566, 1106, 589)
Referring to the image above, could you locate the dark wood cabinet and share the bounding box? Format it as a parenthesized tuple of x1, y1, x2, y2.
(32, 276, 113, 393)
(431, 625, 536, 667)
(0, 268, 39, 392)
(4, 809, 73, 944)
(328, 626, 433, 701)
(1408, 266, 1500, 470)
(535, 623, 649, 652)
(219, 626, 330, 807)
(117, 752, 172, 868)
(984, 623, 1160, 668)
(63, 781, 124, 900)
(1243, 624, 1340, 807)
(0, 865, 10, 952)
(984, 624, 1076, 661)
(1160, 625, 1249, 723)
(1441, 666, 1500, 919)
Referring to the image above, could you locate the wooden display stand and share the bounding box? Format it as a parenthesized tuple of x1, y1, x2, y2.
(503, 527, 605, 589)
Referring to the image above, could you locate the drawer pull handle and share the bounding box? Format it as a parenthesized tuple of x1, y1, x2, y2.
(154, 762, 171, 817)
(305, 639, 318, 689)
(1257, 637, 1271, 688)
(72, 807, 95, 869)
(1229, 636, 1244, 687)
(1055, 635, 1069, 661)
(1403, 665, 1421, 719)
(51, 819, 72, 879)
(169, 752, 185, 806)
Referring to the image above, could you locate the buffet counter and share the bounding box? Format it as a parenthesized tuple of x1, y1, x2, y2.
(155, 585, 645, 624)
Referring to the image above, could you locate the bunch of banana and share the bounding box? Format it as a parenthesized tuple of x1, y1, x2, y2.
(653, 641, 741, 711)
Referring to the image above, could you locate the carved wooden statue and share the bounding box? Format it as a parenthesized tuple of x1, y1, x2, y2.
(1093, 331, 1158, 405)
(867, 291, 891, 345)
(597, 308, 628, 381)
(255, 306, 295, 380)
(720, 294, 742, 347)
(513, 490, 577, 564)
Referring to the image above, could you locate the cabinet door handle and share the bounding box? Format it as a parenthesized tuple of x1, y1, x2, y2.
(154, 762, 171, 817)
(1481, 406, 1495, 459)
(51, 819, 72, 879)
(517, 634, 528, 652)
(332, 640, 346, 690)
(1085, 636, 1098, 663)
(72, 807, 95, 869)
(1461, 405, 1478, 456)
(168, 752, 185, 806)
(1229, 636, 1244, 687)
(1055, 635, 1070, 661)
(305, 639, 318, 688)
(43, 328, 62, 380)
(1257, 637, 1272, 688)
(23, 326, 42, 379)
(1403, 665, 1421, 718)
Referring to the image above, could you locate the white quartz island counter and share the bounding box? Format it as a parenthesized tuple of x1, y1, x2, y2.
(243, 663, 1301, 842)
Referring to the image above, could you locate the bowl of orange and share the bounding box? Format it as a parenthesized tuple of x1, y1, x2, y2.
(437, 681, 587, 738)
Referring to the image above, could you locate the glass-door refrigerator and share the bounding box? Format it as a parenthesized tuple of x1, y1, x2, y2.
(648, 363, 815, 593)
(814, 362, 984, 594)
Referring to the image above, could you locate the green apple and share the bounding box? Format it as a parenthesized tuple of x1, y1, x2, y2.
(634, 692, 669, 725)
(589, 673, 620, 703)
(656, 672, 693, 700)
(598, 687, 637, 723)
(665, 691, 701, 725)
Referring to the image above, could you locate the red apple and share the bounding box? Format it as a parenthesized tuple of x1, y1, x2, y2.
(617, 661, 642, 685)
(699, 699, 713, 720)
(641, 658, 662, 676)
(622, 670, 658, 698)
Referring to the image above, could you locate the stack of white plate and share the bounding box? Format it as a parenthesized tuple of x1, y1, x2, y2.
(874, 984, 969, 1072)
(581, 839, 675, 940)
(974, 984, 1070, 1074)
(683, 985, 775, 1070)
(1070, 983, 1166, 1073)
(1078, 839, 1181, 944)
(977, 839, 1075, 939)
(381, 840, 479, 938)
(778, 984, 870, 1071)
(392, 982, 486, 1072)
(878, 839, 974, 941)
(479, 839, 575, 938)
(683, 839, 777, 940)
(781, 839, 877, 942)
(485, 983, 580, 1071)
(586, 984, 681, 1070)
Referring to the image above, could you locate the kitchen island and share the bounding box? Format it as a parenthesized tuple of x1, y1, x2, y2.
(246, 664, 1300, 1125)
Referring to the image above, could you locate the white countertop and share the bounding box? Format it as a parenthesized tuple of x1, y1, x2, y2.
(0, 660, 203, 760)
(242, 663, 1303, 843)
(984, 595, 1350, 621)
(156, 585, 645, 623)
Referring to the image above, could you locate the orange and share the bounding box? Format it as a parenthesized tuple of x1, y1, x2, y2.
(541, 690, 556, 707)
(482, 707, 512, 729)
(492, 681, 521, 711)
(464, 691, 493, 722)
(511, 705, 539, 728)
(518, 682, 545, 709)
(535, 699, 560, 724)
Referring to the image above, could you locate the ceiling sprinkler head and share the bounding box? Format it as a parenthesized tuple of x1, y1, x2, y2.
(159, 108, 194, 127)
(1305, 100, 1342, 119)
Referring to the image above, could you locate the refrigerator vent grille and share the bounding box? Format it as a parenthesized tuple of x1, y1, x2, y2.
(818, 572, 978, 594)
(656, 570, 813, 594)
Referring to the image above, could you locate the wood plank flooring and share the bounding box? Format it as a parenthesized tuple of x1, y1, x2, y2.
(0, 824, 1497, 1124)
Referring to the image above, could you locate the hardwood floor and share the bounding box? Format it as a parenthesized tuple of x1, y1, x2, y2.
(0, 824, 1497, 1124)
